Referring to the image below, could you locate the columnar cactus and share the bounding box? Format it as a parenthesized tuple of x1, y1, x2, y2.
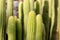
(7, 16, 17, 40)
(27, 11, 36, 40)
(42, 1, 49, 40)
(36, 14, 45, 40)
(50, 0, 55, 39)
(18, 2, 23, 40)
(23, 0, 30, 40)
(0, 0, 6, 40)
(16, 19, 22, 40)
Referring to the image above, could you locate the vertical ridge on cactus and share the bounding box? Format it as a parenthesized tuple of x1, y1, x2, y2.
(0, 0, 6, 40)
(50, 0, 55, 39)
(16, 19, 22, 40)
(23, 0, 30, 40)
(19, 1, 23, 20)
(58, 0, 60, 40)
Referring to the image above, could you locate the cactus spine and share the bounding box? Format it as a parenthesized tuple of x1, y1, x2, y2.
(27, 11, 36, 40)
(36, 14, 45, 40)
(7, 16, 17, 40)
(0, 0, 6, 40)
(23, 0, 30, 40)
(16, 19, 22, 40)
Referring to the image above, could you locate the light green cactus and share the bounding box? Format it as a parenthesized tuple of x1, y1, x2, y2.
(18, 2, 23, 40)
(27, 11, 36, 40)
(0, 0, 6, 40)
(23, 0, 30, 40)
(7, 16, 17, 40)
(16, 19, 22, 40)
(36, 14, 45, 40)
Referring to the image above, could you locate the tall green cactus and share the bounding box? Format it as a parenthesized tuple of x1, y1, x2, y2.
(18, 2, 23, 40)
(36, 14, 45, 40)
(7, 16, 17, 40)
(30, 0, 34, 10)
(0, 0, 6, 40)
(16, 19, 22, 40)
(27, 11, 36, 40)
(23, 0, 30, 40)
(42, 1, 49, 40)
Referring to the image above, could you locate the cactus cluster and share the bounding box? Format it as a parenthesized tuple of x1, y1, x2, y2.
(0, 0, 59, 40)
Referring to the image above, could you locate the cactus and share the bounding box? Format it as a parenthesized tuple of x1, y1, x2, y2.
(0, 0, 6, 40)
(7, 0, 13, 17)
(34, 1, 40, 15)
(50, 0, 55, 39)
(7, 16, 17, 40)
(23, 0, 30, 40)
(30, 0, 34, 10)
(6, 0, 13, 30)
(19, 1, 23, 20)
(48, 0, 52, 18)
(42, 1, 49, 40)
(18, 2, 23, 40)
(36, 14, 45, 40)
(27, 11, 36, 40)
(16, 19, 22, 40)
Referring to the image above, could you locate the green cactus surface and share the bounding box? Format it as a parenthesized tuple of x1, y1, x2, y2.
(27, 11, 36, 40)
